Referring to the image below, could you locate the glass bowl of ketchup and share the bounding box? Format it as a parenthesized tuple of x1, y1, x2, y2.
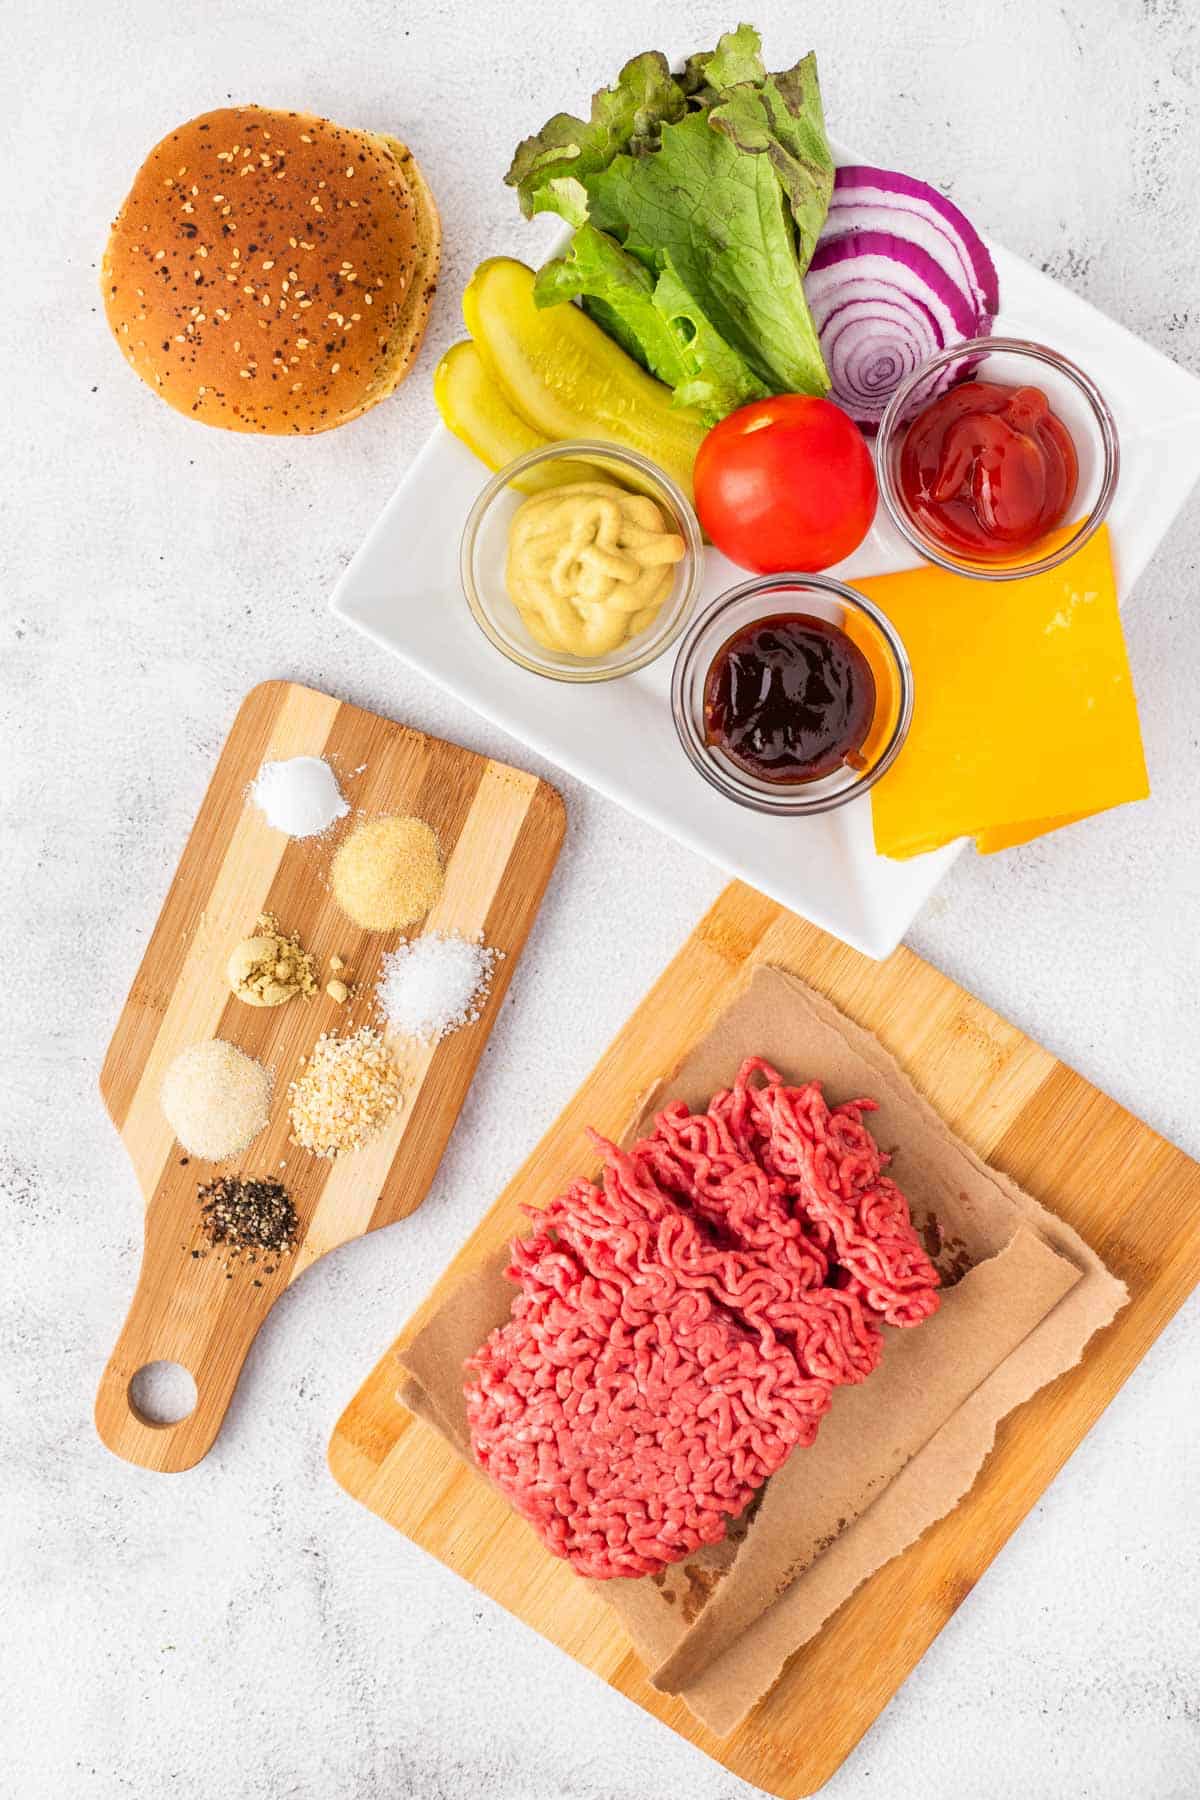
(875, 337, 1120, 580)
(671, 574, 913, 817)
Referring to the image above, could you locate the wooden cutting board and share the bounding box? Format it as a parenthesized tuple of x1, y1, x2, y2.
(97, 680, 564, 1474)
(329, 880, 1200, 1798)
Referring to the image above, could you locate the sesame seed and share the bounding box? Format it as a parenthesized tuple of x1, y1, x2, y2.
(261, 260, 275, 271)
(330, 362, 340, 374)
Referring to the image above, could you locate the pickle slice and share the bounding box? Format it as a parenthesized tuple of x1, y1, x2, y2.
(434, 341, 607, 493)
(462, 258, 704, 499)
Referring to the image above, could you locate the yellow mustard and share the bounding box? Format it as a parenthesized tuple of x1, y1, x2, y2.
(505, 481, 686, 657)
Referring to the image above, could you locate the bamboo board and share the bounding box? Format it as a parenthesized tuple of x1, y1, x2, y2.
(97, 680, 564, 1473)
(329, 880, 1200, 1797)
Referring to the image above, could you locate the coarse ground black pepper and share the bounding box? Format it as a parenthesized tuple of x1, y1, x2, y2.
(196, 1175, 298, 1263)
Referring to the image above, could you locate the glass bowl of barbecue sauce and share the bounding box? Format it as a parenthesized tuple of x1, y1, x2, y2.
(671, 574, 913, 816)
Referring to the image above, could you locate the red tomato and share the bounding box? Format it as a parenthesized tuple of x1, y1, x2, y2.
(694, 396, 877, 573)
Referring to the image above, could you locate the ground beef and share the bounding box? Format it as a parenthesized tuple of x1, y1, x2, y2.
(465, 1058, 940, 1579)
(711, 1057, 941, 1328)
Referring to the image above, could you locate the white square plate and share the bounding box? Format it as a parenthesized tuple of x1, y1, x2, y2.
(331, 235, 1200, 957)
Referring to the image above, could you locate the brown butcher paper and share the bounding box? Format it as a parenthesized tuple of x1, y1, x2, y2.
(399, 966, 1125, 1735)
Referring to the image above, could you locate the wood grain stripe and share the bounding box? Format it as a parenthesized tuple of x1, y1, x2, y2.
(116, 682, 339, 1187)
(296, 761, 541, 1272)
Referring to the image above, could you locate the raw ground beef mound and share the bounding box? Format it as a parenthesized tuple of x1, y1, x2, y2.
(466, 1058, 940, 1578)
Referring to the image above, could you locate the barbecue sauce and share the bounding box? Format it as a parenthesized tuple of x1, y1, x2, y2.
(703, 613, 876, 784)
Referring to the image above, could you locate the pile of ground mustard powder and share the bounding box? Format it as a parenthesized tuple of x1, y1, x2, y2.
(226, 914, 317, 1007)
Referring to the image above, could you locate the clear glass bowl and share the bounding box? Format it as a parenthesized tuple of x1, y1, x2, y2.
(671, 574, 913, 817)
(460, 441, 703, 682)
(874, 336, 1120, 581)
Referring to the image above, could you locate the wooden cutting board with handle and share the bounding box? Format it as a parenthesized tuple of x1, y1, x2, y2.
(97, 680, 564, 1474)
(329, 880, 1200, 1797)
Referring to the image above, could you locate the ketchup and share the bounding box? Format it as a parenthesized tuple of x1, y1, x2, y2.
(703, 613, 876, 784)
(898, 380, 1078, 558)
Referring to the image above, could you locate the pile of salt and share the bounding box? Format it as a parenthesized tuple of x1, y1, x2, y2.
(249, 756, 349, 838)
(376, 933, 500, 1044)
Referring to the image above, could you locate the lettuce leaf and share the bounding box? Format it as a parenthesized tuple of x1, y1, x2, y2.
(505, 50, 686, 225)
(534, 224, 769, 424)
(508, 24, 833, 409)
(652, 255, 772, 421)
(588, 105, 829, 394)
(706, 51, 834, 268)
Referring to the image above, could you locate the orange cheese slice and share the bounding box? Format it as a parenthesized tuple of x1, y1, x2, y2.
(857, 525, 1149, 860)
(974, 811, 1092, 853)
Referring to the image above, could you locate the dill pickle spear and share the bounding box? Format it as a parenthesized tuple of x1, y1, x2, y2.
(434, 341, 607, 493)
(462, 258, 704, 499)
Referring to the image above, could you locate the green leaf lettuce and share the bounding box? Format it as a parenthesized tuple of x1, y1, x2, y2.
(506, 24, 834, 413)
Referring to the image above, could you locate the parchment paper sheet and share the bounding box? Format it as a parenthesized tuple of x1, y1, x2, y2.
(399, 967, 1125, 1734)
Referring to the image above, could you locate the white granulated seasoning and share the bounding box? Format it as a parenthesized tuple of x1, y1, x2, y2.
(376, 933, 500, 1044)
(288, 1027, 402, 1159)
(249, 755, 348, 838)
(160, 1039, 272, 1161)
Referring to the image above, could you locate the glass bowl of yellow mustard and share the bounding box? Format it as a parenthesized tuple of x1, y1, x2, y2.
(460, 442, 704, 682)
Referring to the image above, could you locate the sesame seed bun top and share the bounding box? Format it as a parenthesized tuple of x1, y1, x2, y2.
(101, 106, 440, 434)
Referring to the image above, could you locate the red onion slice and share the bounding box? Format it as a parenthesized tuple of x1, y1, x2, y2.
(829, 165, 1000, 320)
(807, 231, 988, 428)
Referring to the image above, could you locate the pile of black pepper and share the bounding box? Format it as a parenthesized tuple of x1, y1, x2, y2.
(195, 1176, 298, 1280)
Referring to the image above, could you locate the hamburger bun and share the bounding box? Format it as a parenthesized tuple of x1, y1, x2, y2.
(101, 106, 440, 433)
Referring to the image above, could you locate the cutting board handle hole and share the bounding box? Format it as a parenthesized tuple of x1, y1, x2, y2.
(127, 1361, 197, 1428)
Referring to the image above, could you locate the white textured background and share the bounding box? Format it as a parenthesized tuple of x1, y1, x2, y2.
(3, 2, 1198, 1796)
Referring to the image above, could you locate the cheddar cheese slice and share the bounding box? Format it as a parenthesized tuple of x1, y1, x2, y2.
(858, 526, 1149, 860)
